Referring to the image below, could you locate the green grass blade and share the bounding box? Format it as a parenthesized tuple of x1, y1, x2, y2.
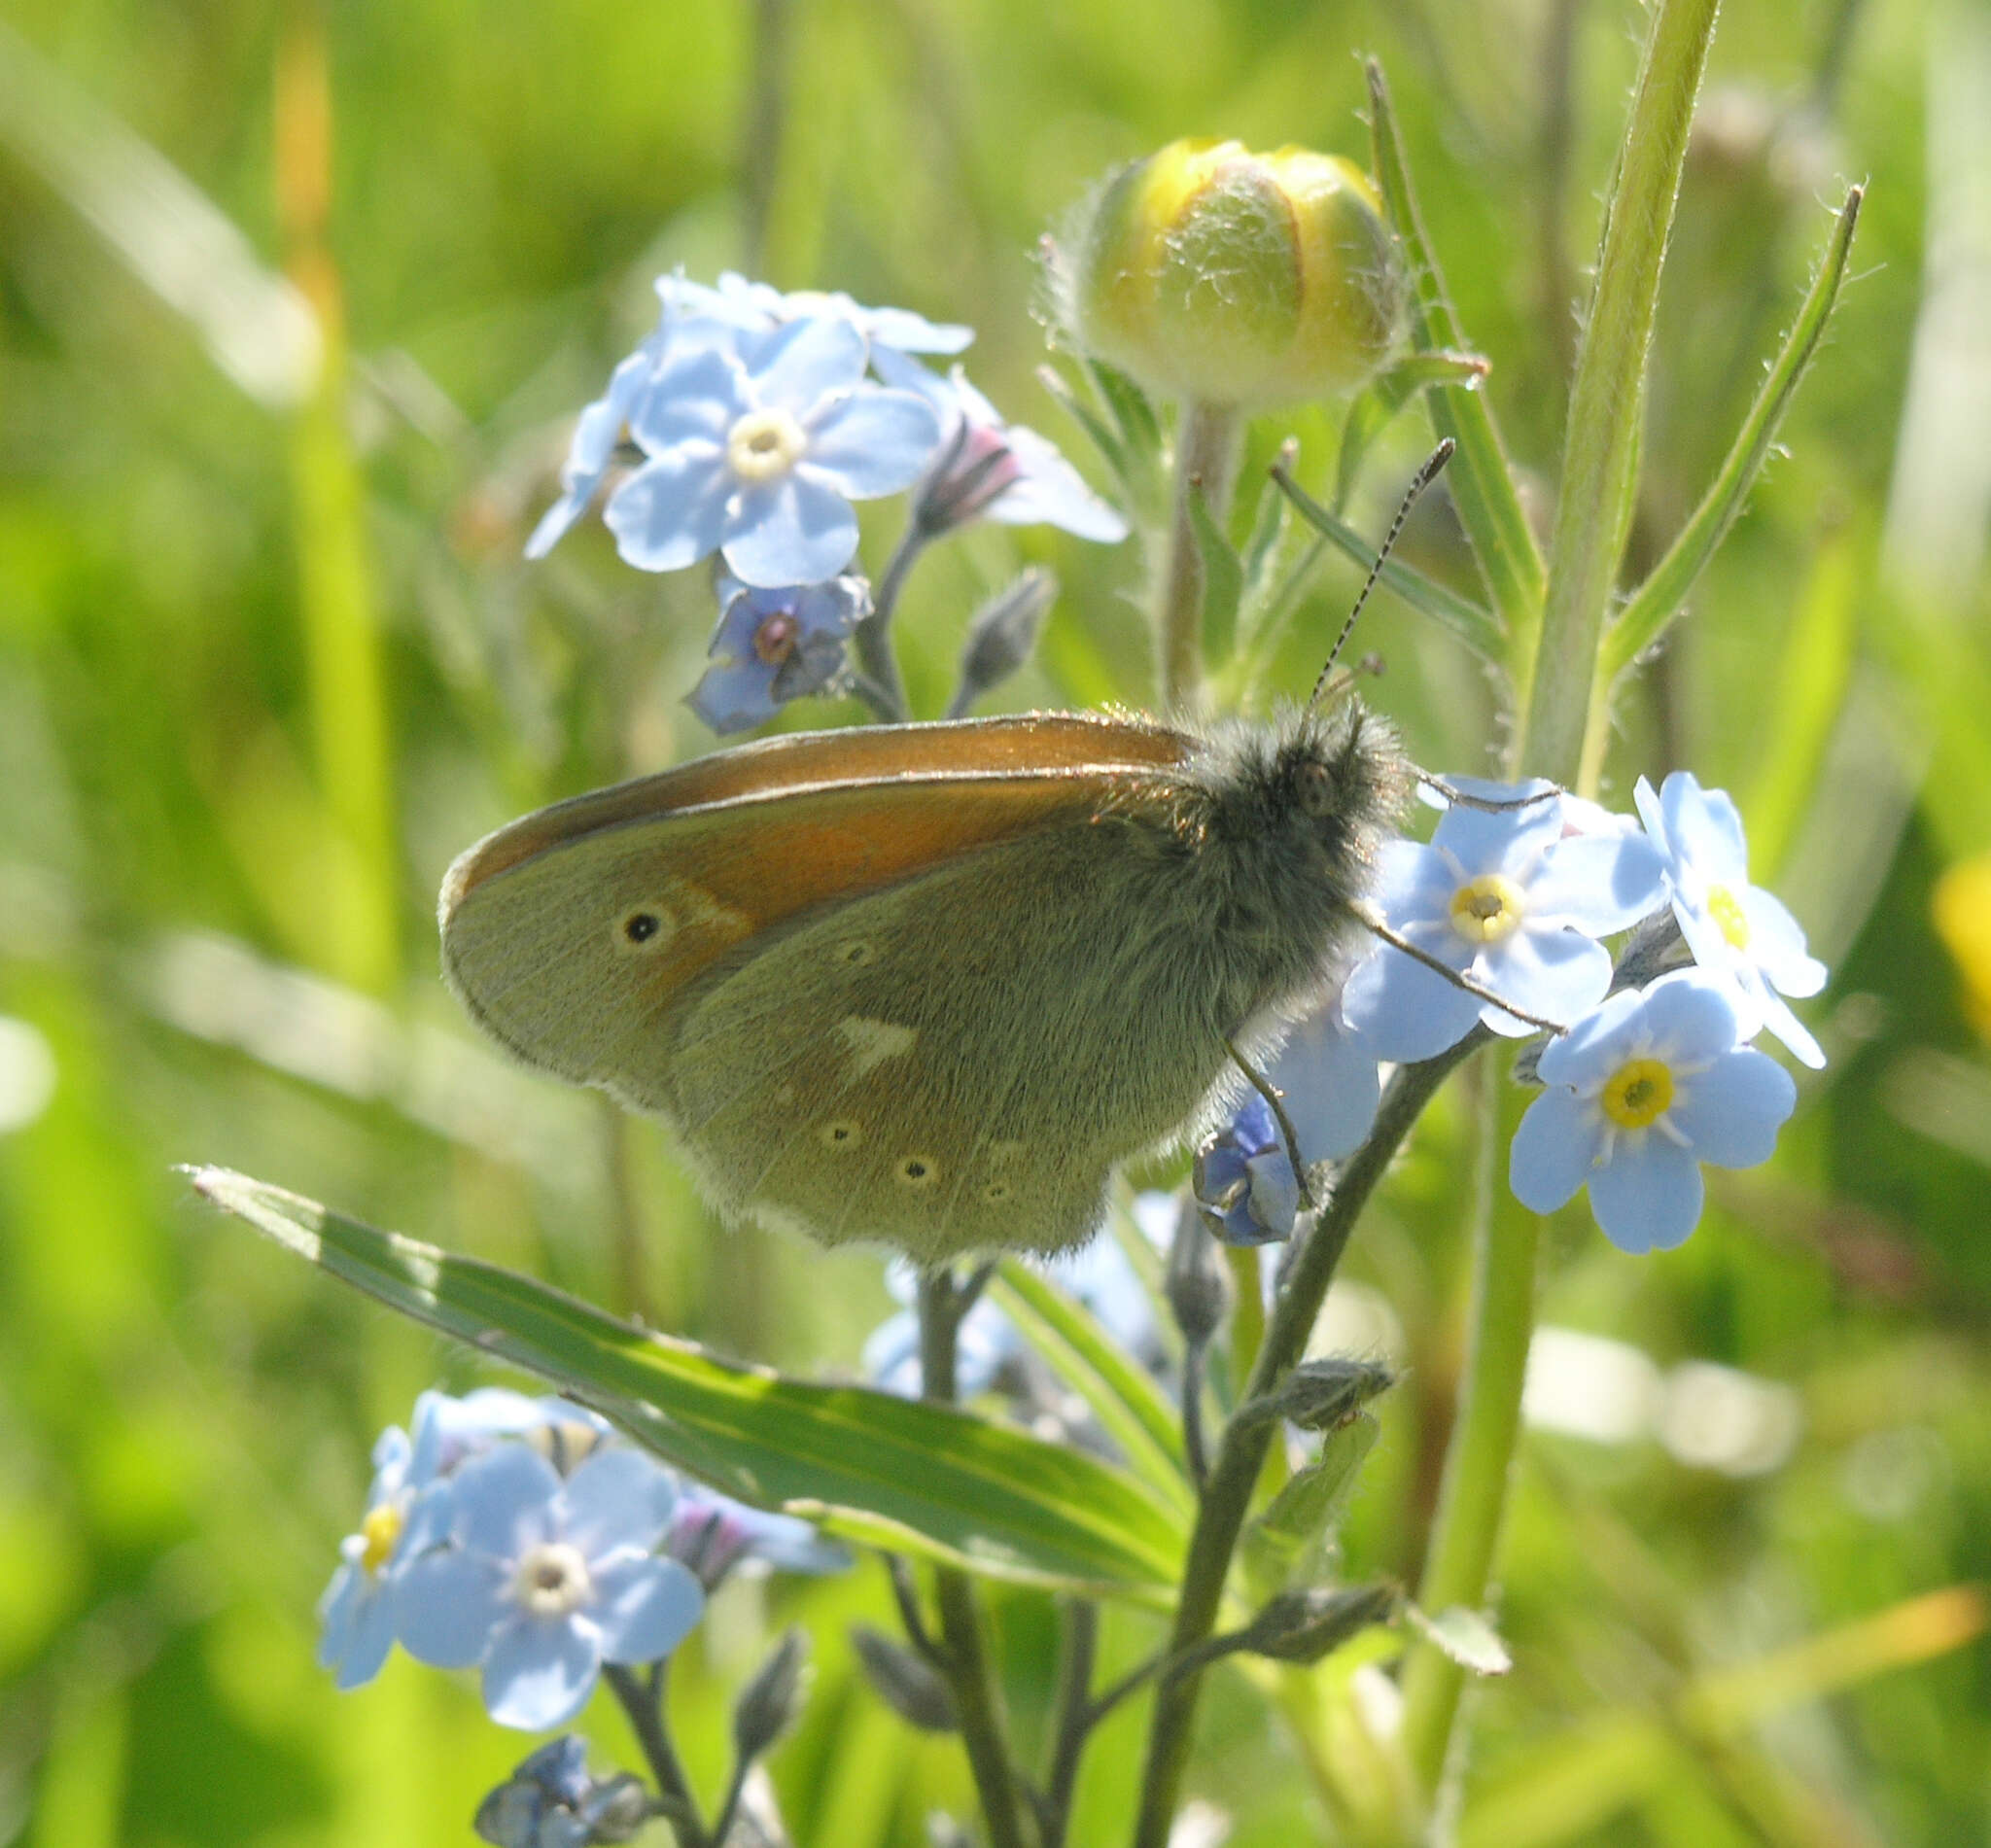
(1260, 467, 1505, 663)
(1367, 59, 1546, 656)
(990, 1262, 1192, 1514)
(1602, 188, 1865, 691)
(1519, 0, 1722, 785)
(190, 1166, 1188, 1604)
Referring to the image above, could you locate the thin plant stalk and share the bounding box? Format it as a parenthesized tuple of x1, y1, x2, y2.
(1131, 1035, 1485, 1848)
(1156, 400, 1243, 707)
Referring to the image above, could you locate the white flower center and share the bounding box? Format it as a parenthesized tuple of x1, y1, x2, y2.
(512, 1541, 594, 1618)
(726, 407, 809, 483)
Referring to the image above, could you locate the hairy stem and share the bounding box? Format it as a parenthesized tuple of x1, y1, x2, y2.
(605, 1660, 708, 1848)
(918, 1273, 1033, 1848)
(1130, 1034, 1485, 1848)
(1156, 400, 1242, 708)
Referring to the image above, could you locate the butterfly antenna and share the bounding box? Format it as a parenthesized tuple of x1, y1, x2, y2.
(1306, 437, 1456, 714)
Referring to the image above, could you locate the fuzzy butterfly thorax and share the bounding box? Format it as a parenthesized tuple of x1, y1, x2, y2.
(441, 704, 1409, 1262)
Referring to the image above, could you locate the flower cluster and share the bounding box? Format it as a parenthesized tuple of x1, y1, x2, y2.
(526, 271, 1126, 733)
(1194, 773, 1817, 1254)
(317, 1389, 846, 1730)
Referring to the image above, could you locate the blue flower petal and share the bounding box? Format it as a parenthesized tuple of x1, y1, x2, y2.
(1524, 831, 1667, 934)
(743, 315, 869, 409)
(982, 425, 1130, 540)
(589, 1554, 705, 1664)
(1660, 772, 1749, 884)
(1737, 885, 1829, 996)
(1342, 943, 1483, 1062)
(1745, 977, 1827, 1069)
(724, 473, 861, 586)
(1479, 924, 1611, 1036)
(1670, 1046, 1797, 1167)
(604, 451, 734, 574)
(1429, 781, 1562, 874)
(451, 1445, 565, 1558)
(1637, 967, 1744, 1063)
(560, 1447, 678, 1559)
(1371, 837, 1462, 923)
(687, 658, 780, 733)
(1267, 1006, 1380, 1162)
(332, 1577, 401, 1691)
(626, 346, 743, 454)
(804, 389, 945, 496)
(395, 1549, 512, 1668)
(1509, 1084, 1602, 1213)
(1535, 984, 1645, 1088)
(1586, 1133, 1704, 1253)
(482, 1616, 602, 1730)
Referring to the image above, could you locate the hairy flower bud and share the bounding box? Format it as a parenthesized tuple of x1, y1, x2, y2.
(1059, 138, 1406, 406)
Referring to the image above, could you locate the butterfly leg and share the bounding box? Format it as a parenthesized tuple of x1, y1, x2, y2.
(1223, 1036, 1319, 1212)
(1347, 903, 1570, 1036)
(1414, 769, 1565, 813)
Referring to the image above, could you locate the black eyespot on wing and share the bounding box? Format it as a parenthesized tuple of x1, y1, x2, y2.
(623, 912, 663, 943)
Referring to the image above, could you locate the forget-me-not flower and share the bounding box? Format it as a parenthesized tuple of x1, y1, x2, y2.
(665, 1482, 851, 1589)
(604, 316, 942, 587)
(1510, 969, 1797, 1252)
(1195, 1093, 1303, 1245)
(1634, 771, 1828, 1068)
(869, 348, 1129, 541)
(317, 1423, 453, 1690)
(395, 1444, 705, 1730)
(1344, 779, 1667, 1062)
(687, 573, 869, 734)
(673, 270, 973, 360)
(474, 1737, 649, 1848)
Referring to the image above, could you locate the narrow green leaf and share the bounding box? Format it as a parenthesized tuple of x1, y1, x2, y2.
(990, 1262, 1192, 1514)
(1405, 1602, 1512, 1676)
(1237, 453, 1292, 615)
(1367, 59, 1546, 654)
(1601, 188, 1865, 688)
(1189, 479, 1244, 665)
(1519, 0, 1722, 785)
(190, 1167, 1187, 1603)
(1261, 467, 1505, 663)
(1241, 1412, 1379, 1599)
(1333, 350, 1491, 519)
(1036, 363, 1129, 487)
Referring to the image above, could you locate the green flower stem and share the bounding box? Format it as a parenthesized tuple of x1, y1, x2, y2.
(1157, 400, 1243, 708)
(918, 1273, 1032, 1848)
(1578, 185, 1865, 789)
(605, 1660, 709, 1848)
(1514, 0, 1721, 783)
(1131, 1036, 1485, 1848)
(1398, 1065, 1531, 1801)
(851, 523, 927, 723)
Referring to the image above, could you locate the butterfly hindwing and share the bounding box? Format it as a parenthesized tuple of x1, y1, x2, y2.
(664, 822, 1235, 1258)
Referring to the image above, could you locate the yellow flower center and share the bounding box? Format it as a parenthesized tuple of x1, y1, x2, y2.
(1601, 1057, 1675, 1130)
(359, 1502, 403, 1576)
(1707, 884, 1751, 950)
(726, 407, 809, 482)
(1449, 873, 1525, 944)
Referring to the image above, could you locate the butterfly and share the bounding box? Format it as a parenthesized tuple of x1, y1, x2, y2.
(439, 698, 1410, 1263)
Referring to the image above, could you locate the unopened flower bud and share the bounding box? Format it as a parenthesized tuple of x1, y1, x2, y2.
(955, 569, 1057, 708)
(1235, 1357, 1395, 1433)
(851, 1623, 960, 1732)
(1164, 1191, 1233, 1347)
(1239, 1582, 1398, 1663)
(1059, 138, 1406, 406)
(734, 1627, 811, 1761)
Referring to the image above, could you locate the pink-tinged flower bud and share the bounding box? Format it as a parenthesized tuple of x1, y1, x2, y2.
(1060, 138, 1406, 406)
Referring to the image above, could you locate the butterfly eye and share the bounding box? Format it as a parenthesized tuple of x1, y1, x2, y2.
(895, 1155, 941, 1188)
(1296, 760, 1342, 818)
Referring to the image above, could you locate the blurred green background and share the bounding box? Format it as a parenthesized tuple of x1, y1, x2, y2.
(3, 0, 1989, 1842)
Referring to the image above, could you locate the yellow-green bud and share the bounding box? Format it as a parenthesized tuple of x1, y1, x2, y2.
(1062, 138, 1405, 406)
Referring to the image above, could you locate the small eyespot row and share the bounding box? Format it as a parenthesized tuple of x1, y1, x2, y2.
(820, 1120, 862, 1149)
(982, 1180, 1013, 1203)
(895, 1155, 939, 1187)
(836, 940, 877, 967)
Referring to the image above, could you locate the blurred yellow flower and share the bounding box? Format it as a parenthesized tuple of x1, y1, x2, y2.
(1934, 852, 1991, 1037)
